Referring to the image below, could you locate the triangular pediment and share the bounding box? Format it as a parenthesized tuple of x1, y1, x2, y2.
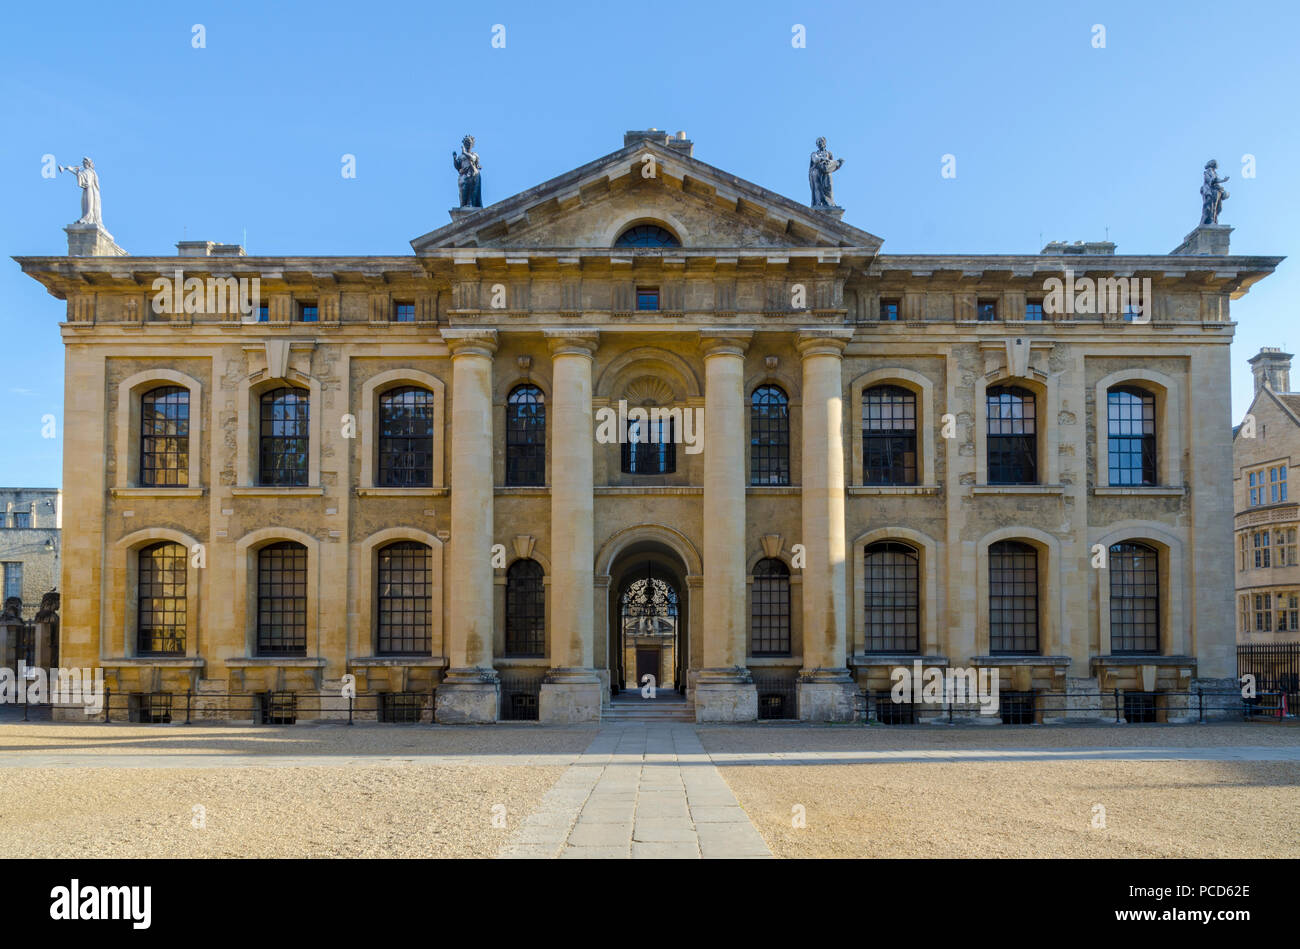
(410, 138, 882, 255)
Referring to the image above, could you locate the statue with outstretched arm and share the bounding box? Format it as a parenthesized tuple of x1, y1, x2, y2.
(59, 156, 102, 225)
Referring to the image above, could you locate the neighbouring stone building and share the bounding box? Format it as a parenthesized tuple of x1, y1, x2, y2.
(0, 487, 61, 619)
(15, 130, 1281, 722)
(1234, 347, 1300, 644)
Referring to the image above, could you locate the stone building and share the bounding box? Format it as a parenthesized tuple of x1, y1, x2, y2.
(15, 130, 1281, 722)
(1233, 347, 1300, 644)
(0, 487, 61, 619)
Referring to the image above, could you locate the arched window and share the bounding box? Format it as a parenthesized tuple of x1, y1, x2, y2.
(987, 386, 1037, 485)
(505, 559, 545, 657)
(140, 386, 190, 487)
(257, 542, 307, 656)
(750, 385, 790, 485)
(989, 541, 1038, 654)
(614, 224, 679, 247)
(378, 386, 434, 487)
(622, 413, 676, 474)
(377, 542, 432, 655)
(506, 385, 546, 486)
(259, 387, 309, 486)
(1109, 542, 1159, 654)
(1107, 386, 1157, 486)
(863, 385, 917, 485)
(864, 542, 919, 653)
(138, 542, 186, 655)
(751, 558, 791, 656)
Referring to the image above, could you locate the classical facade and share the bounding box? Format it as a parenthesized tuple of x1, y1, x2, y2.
(1234, 348, 1300, 644)
(16, 129, 1281, 722)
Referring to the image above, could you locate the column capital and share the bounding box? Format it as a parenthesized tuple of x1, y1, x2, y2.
(699, 329, 753, 359)
(795, 327, 855, 358)
(440, 328, 499, 358)
(545, 330, 600, 358)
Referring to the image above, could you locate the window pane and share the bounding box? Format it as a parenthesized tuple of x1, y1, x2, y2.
(750, 558, 791, 655)
(377, 386, 434, 487)
(138, 542, 186, 654)
(1107, 387, 1156, 486)
(1109, 542, 1159, 653)
(750, 386, 790, 485)
(257, 542, 307, 655)
(863, 386, 917, 485)
(259, 388, 310, 486)
(140, 386, 190, 487)
(506, 385, 546, 486)
(989, 541, 1038, 653)
(864, 542, 919, 652)
(505, 559, 545, 656)
(377, 542, 431, 654)
(622, 416, 676, 474)
(614, 225, 679, 247)
(987, 387, 1037, 485)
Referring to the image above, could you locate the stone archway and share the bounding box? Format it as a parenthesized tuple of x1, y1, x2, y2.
(598, 528, 698, 699)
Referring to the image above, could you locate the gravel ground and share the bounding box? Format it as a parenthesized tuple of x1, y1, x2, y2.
(0, 722, 598, 758)
(699, 721, 1300, 752)
(0, 763, 566, 858)
(716, 759, 1300, 858)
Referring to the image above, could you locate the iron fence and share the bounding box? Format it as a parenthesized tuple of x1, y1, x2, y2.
(863, 688, 1286, 725)
(24, 689, 439, 725)
(499, 675, 542, 721)
(753, 675, 798, 720)
(1239, 643, 1299, 713)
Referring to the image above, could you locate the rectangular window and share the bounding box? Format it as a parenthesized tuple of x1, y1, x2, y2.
(1240, 533, 1249, 571)
(1255, 593, 1272, 632)
(257, 304, 269, 323)
(1279, 592, 1300, 632)
(11, 512, 29, 528)
(879, 299, 900, 321)
(621, 416, 675, 474)
(1254, 530, 1271, 568)
(977, 300, 998, 321)
(392, 302, 416, 323)
(1239, 595, 1250, 634)
(297, 303, 318, 323)
(1024, 301, 1045, 321)
(1281, 527, 1298, 566)
(636, 288, 659, 311)
(2, 563, 20, 600)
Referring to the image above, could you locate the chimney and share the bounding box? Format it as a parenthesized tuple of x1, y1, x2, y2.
(1249, 347, 1293, 395)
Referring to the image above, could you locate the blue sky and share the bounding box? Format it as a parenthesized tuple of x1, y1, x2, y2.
(1, 0, 1296, 486)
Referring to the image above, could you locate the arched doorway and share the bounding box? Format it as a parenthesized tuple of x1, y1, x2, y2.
(617, 566, 680, 692)
(604, 538, 692, 697)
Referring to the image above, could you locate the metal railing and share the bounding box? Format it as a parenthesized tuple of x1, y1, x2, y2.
(32, 689, 440, 725)
(753, 675, 798, 720)
(863, 689, 1287, 725)
(1239, 643, 1299, 711)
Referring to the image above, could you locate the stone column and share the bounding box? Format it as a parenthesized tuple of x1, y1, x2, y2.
(539, 331, 602, 723)
(796, 329, 858, 721)
(695, 332, 757, 722)
(435, 330, 501, 723)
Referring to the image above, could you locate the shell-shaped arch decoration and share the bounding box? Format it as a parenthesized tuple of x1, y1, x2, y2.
(624, 376, 675, 406)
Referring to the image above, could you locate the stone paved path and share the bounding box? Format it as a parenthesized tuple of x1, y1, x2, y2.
(500, 723, 772, 859)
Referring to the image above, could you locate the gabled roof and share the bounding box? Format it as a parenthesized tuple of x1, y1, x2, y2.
(1235, 385, 1300, 441)
(410, 137, 883, 254)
